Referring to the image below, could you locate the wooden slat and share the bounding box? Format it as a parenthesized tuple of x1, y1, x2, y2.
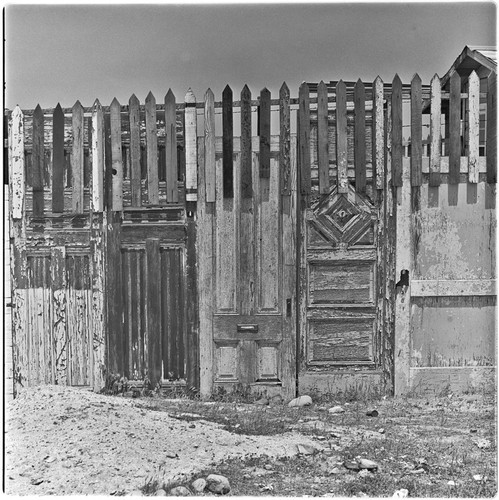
(354, 79, 366, 193)
(165, 89, 178, 203)
(448, 72, 461, 185)
(104, 111, 113, 211)
(32, 104, 44, 216)
(146, 238, 162, 386)
(91, 100, 104, 212)
(110, 98, 123, 211)
(429, 74, 442, 187)
(336, 80, 348, 193)
(52, 103, 65, 213)
(51, 246, 67, 385)
(279, 82, 291, 196)
(391, 75, 403, 187)
(222, 85, 234, 197)
(259, 87, 271, 180)
(410, 74, 423, 187)
(9, 106, 25, 219)
(185, 88, 198, 202)
(129, 94, 141, 207)
(299, 82, 311, 195)
(204, 88, 216, 202)
(487, 72, 497, 184)
(372, 77, 384, 193)
(468, 71, 480, 183)
(317, 81, 329, 194)
(145, 91, 159, 204)
(241, 85, 252, 198)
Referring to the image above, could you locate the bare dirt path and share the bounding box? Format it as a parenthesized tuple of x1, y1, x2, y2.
(5, 386, 321, 496)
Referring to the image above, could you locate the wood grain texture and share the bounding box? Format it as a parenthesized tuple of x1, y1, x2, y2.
(51, 246, 67, 384)
(354, 79, 366, 193)
(299, 82, 311, 195)
(145, 91, 159, 204)
(129, 94, 142, 207)
(104, 111, 113, 211)
(336, 80, 348, 194)
(486, 72, 496, 184)
(317, 81, 329, 194)
(372, 77, 384, 194)
(52, 104, 65, 213)
(32, 105, 45, 216)
(259, 88, 271, 179)
(448, 72, 461, 185)
(110, 98, 123, 211)
(279, 82, 291, 196)
(429, 75, 442, 187)
(9, 106, 25, 219)
(146, 238, 162, 386)
(165, 89, 179, 203)
(410, 74, 423, 187)
(391, 75, 403, 187)
(467, 71, 480, 183)
(222, 85, 234, 197)
(185, 88, 198, 202)
(241, 85, 253, 198)
(91, 100, 105, 212)
(204, 89, 216, 203)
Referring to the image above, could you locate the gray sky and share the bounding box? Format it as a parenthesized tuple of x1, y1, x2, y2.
(4, 2, 497, 110)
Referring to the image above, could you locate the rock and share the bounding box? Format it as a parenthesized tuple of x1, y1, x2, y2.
(206, 474, 231, 494)
(264, 464, 273, 470)
(358, 469, 370, 478)
(169, 486, 191, 496)
(155, 489, 167, 496)
(473, 474, 487, 482)
(296, 443, 320, 455)
(328, 405, 345, 414)
(392, 489, 409, 498)
(470, 428, 478, 433)
(288, 395, 313, 407)
(447, 480, 456, 486)
(378, 428, 385, 434)
(191, 478, 207, 493)
(30, 478, 44, 486)
(330, 467, 342, 475)
(476, 438, 491, 449)
(255, 398, 269, 406)
(366, 409, 379, 417)
(343, 460, 361, 471)
(358, 458, 378, 471)
(165, 452, 178, 459)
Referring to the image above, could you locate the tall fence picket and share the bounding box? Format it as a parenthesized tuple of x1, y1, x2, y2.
(129, 94, 141, 207)
(52, 103, 65, 213)
(429, 74, 442, 186)
(448, 71, 461, 185)
(391, 75, 403, 187)
(145, 91, 159, 204)
(91, 100, 104, 212)
(279, 82, 291, 196)
(468, 71, 480, 184)
(32, 105, 45, 217)
(165, 89, 178, 203)
(241, 85, 252, 198)
(336, 80, 348, 193)
(110, 98, 123, 211)
(259, 87, 271, 179)
(299, 82, 311, 195)
(410, 74, 422, 187)
(72, 101, 84, 213)
(204, 88, 216, 202)
(185, 88, 197, 202)
(354, 79, 366, 193)
(372, 76, 384, 193)
(222, 85, 233, 197)
(317, 81, 329, 194)
(487, 72, 497, 184)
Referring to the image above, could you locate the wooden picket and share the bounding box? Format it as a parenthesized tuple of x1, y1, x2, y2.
(429, 74, 441, 187)
(486, 72, 496, 184)
(317, 81, 329, 194)
(335, 80, 348, 193)
(354, 79, 366, 193)
(222, 85, 233, 198)
(410, 74, 422, 187)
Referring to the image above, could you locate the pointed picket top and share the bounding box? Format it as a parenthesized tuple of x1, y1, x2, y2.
(241, 84, 251, 99)
(185, 87, 196, 104)
(165, 88, 176, 104)
(317, 80, 327, 93)
(336, 79, 346, 93)
(280, 81, 289, 97)
(93, 98, 103, 110)
(111, 97, 121, 109)
(468, 69, 479, 89)
(12, 104, 23, 121)
(411, 73, 422, 85)
(205, 87, 214, 103)
(54, 102, 63, 116)
(355, 77, 365, 89)
(392, 74, 402, 86)
(129, 94, 139, 106)
(374, 75, 384, 86)
(72, 99, 83, 113)
(299, 81, 310, 93)
(33, 103, 43, 120)
(468, 70, 480, 183)
(261, 87, 271, 98)
(222, 84, 232, 100)
(145, 90, 156, 104)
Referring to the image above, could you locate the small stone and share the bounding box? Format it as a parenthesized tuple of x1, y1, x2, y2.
(44, 456, 56, 463)
(169, 486, 191, 496)
(288, 395, 313, 407)
(330, 467, 342, 475)
(358, 458, 378, 470)
(328, 406, 345, 414)
(343, 460, 361, 471)
(378, 428, 385, 434)
(206, 474, 231, 494)
(447, 480, 456, 486)
(30, 478, 44, 486)
(476, 438, 491, 449)
(470, 428, 478, 433)
(191, 478, 207, 493)
(155, 489, 167, 496)
(189, 424, 196, 429)
(255, 398, 269, 405)
(264, 464, 273, 470)
(165, 452, 178, 459)
(366, 409, 379, 417)
(358, 469, 370, 478)
(296, 443, 319, 455)
(392, 489, 409, 498)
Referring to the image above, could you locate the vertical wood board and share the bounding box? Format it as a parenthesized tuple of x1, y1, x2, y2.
(429, 75, 442, 187)
(32, 105, 45, 216)
(91, 100, 105, 212)
(204, 89, 216, 202)
(52, 104, 65, 213)
(165, 90, 179, 203)
(468, 71, 480, 183)
(110, 98, 123, 211)
(391, 75, 403, 187)
(279, 82, 291, 196)
(129, 94, 142, 207)
(317, 81, 329, 194)
(448, 72, 461, 184)
(241, 85, 253, 198)
(259, 88, 271, 179)
(222, 85, 234, 197)
(410, 74, 423, 187)
(336, 81, 348, 193)
(486, 72, 497, 184)
(145, 92, 159, 204)
(299, 83, 311, 195)
(185, 89, 198, 201)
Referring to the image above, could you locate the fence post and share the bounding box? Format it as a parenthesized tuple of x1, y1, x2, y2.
(185, 88, 198, 202)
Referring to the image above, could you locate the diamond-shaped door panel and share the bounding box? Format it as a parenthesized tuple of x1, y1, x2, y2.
(307, 184, 375, 248)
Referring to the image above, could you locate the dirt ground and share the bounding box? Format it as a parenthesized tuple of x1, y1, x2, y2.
(4, 385, 497, 497)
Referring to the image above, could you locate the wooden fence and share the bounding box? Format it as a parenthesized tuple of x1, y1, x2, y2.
(7, 70, 497, 398)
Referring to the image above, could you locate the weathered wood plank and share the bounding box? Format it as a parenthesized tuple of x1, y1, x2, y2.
(468, 71, 480, 184)
(299, 82, 311, 195)
(222, 85, 234, 197)
(165, 89, 179, 203)
(354, 79, 366, 193)
(317, 81, 329, 194)
(429, 74, 442, 187)
(411, 279, 496, 297)
(372, 77, 384, 193)
(9, 106, 25, 220)
(145, 91, 159, 204)
(146, 238, 162, 386)
(279, 82, 291, 196)
(260, 88, 271, 180)
(241, 85, 253, 198)
(91, 100, 105, 212)
(336, 80, 348, 194)
(486, 72, 497, 184)
(204, 88, 216, 203)
(104, 111, 113, 211)
(51, 246, 67, 385)
(129, 94, 142, 207)
(185, 88, 198, 202)
(391, 75, 403, 187)
(52, 103, 65, 213)
(411, 74, 423, 187)
(110, 98, 123, 211)
(448, 71, 461, 185)
(32, 105, 45, 216)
